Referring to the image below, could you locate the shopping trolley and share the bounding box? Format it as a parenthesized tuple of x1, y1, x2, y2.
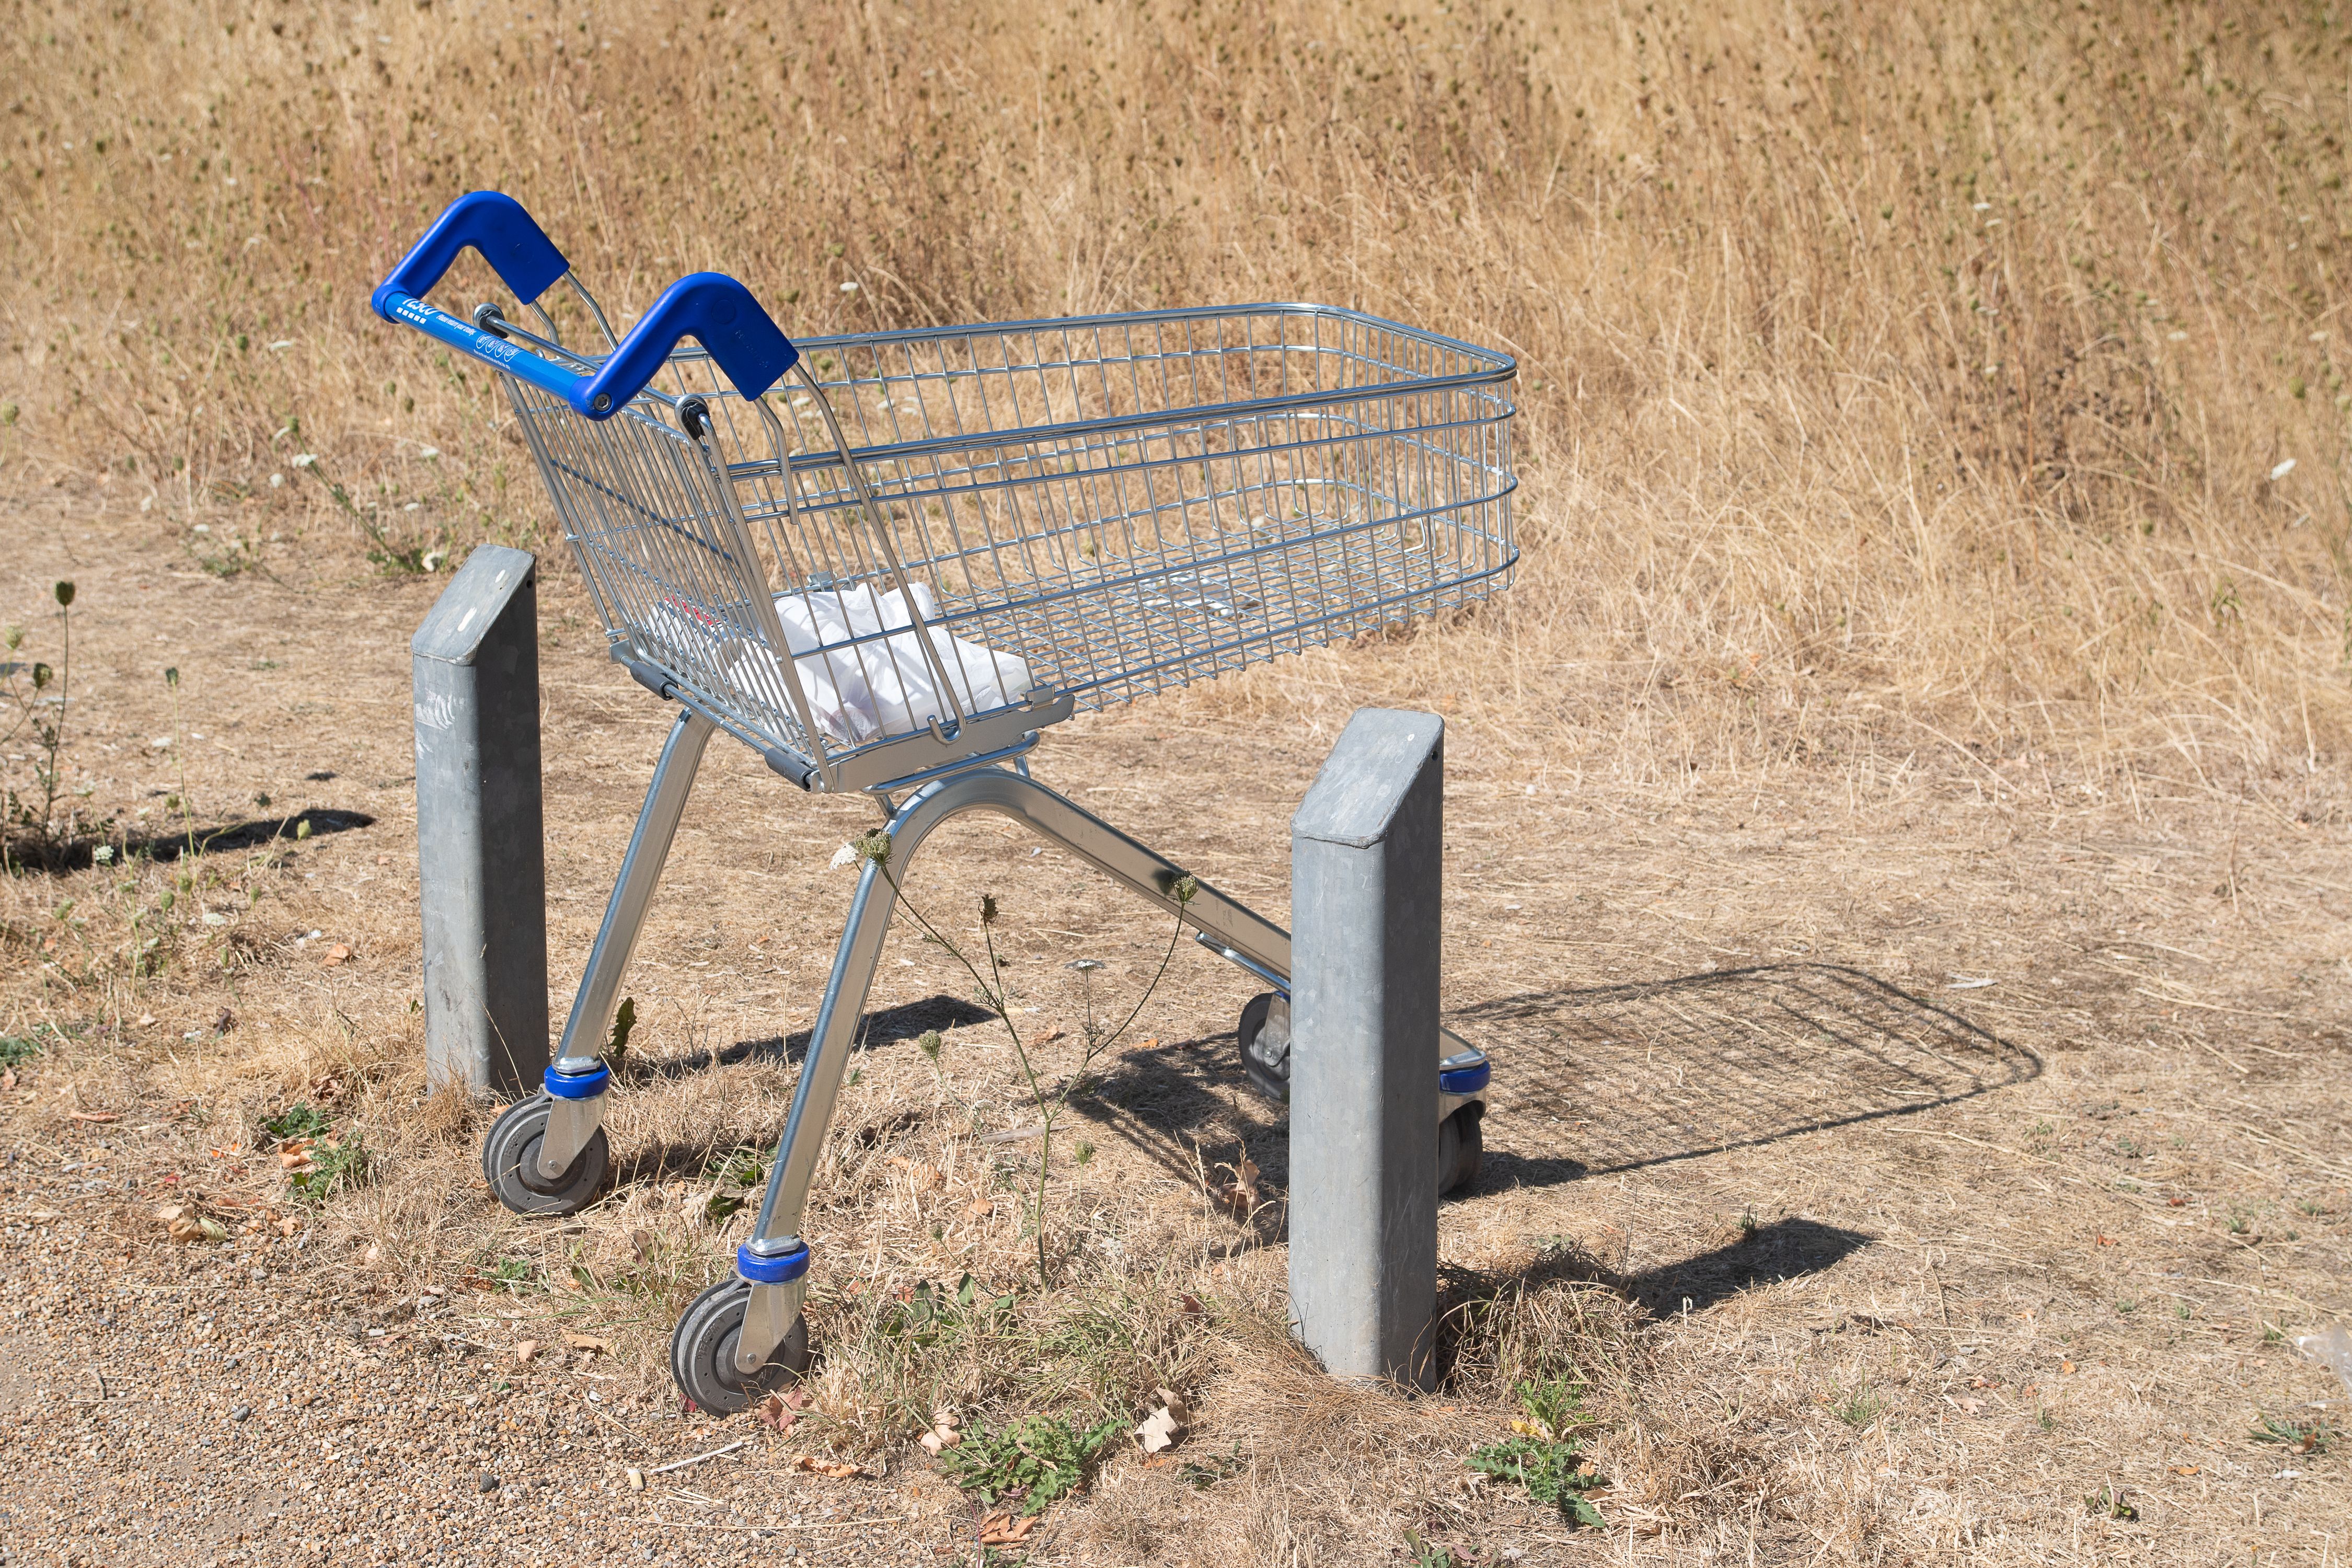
(375, 192, 1518, 1411)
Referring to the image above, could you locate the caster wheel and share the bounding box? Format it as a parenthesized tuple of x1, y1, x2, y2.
(1437, 1105, 1483, 1197)
(482, 1093, 610, 1217)
(671, 1278, 810, 1415)
(1238, 991, 1292, 1104)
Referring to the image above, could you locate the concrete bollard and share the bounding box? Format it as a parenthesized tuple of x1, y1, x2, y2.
(1288, 707, 1445, 1390)
(412, 546, 549, 1098)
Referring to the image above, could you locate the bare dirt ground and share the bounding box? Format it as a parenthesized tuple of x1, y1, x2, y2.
(3, 499, 2349, 1566)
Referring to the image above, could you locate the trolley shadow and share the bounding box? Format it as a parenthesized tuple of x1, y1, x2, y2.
(635, 994, 998, 1080)
(1462, 963, 2040, 1185)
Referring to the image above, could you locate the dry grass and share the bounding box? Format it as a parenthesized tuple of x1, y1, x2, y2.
(5, 0, 2352, 784)
(3, 3, 2351, 1565)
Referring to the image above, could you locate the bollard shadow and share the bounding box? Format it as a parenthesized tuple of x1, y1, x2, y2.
(1456, 963, 2039, 1187)
(1436, 1217, 1877, 1379)
(627, 993, 999, 1080)
(4, 808, 375, 873)
(1619, 1217, 1876, 1315)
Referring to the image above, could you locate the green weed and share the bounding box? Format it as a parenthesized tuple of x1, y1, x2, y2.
(260, 1102, 331, 1144)
(938, 1413, 1124, 1515)
(2085, 1484, 2137, 1520)
(2250, 1414, 2336, 1454)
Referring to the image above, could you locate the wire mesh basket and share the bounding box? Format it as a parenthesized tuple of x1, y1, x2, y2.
(516, 306, 1514, 789)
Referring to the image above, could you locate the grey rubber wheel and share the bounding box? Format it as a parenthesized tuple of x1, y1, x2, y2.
(671, 1278, 810, 1415)
(1238, 991, 1292, 1104)
(482, 1093, 610, 1217)
(1438, 1105, 1484, 1197)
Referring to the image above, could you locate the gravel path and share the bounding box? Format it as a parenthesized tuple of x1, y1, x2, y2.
(0, 1135, 978, 1567)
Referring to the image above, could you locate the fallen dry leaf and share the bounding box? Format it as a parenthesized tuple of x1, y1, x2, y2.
(276, 1216, 300, 1238)
(909, 1162, 944, 1194)
(321, 943, 351, 967)
(1136, 1406, 1181, 1455)
(563, 1333, 612, 1353)
(785, 1454, 863, 1479)
(2171, 1465, 2199, 1475)
(1, 1068, 14, 1092)
(67, 1111, 119, 1124)
(976, 1512, 1039, 1546)
(514, 1339, 541, 1365)
(168, 1215, 228, 1244)
(964, 1197, 993, 1220)
(1029, 1026, 1065, 1046)
(755, 1393, 800, 1434)
(1206, 1155, 1261, 1217)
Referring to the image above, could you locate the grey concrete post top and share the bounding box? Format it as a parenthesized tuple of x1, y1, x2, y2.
(411, 547, 538, 666)
(1292, 708, 1447, 848)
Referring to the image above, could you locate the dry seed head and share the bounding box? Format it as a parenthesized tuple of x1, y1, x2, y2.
(979, 893, 999, 926)
(854, 829, 893, 867)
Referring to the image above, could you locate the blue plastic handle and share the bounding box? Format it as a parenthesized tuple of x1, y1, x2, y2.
(374, 193, 800, 419)
(371, 190, 571, 319)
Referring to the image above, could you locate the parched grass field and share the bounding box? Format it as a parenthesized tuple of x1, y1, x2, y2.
(2, 2, 2350, 1563)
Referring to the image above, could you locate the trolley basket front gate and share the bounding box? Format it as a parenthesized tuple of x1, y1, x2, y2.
(376, 190, 1518, 1410)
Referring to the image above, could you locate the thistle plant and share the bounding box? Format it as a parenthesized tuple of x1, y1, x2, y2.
(2, 581, 86, 868)
(850, 827, 1195, 1284)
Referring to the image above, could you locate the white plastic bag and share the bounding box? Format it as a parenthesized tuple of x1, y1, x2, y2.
(651, 582, 1032, 747)
(2298, 1323, 2352, 1400)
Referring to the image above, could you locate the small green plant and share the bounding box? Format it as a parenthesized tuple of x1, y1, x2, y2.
(1832, 1386, 1882, 1430)
(260, 1102, 332, 1143)
(939, 1412, 1124, 1515)
(603, 996, 637, 1065)
(702, 1147, 765, 1224)
(1467, 1435, 1605, 1526)
(1736, 1206, 1759, 1236)
(2037, 1408, 2056, 1433)
(1467, 1379, 1605, 1527)
(490, 1257, 535, 1291)
(1175, 1439, 1244, 1490)
(2227, 1212, 2251, 1235)
(2116, 1298, 2138, 1314)
(0, 1027, 56, 1067)
(2085, 1484, 2138, 1520)
(1403, 1530, 1466, 1568)
(2250, 1413, 2336, 1454)
(289, 1134, 368, 1203)
(1514, 1376, 1592, 1443)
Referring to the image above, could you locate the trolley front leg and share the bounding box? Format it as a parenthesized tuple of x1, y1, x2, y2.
(704, 768, 1288, 1396)
(483, 707, 716, 1217)
(678, 764, 1488, 1405)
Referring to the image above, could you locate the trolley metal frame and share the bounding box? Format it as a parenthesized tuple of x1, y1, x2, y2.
(376, 192, 1516, 1407)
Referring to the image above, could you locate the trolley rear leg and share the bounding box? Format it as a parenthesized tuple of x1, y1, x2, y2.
(484, 708, 717, 1218)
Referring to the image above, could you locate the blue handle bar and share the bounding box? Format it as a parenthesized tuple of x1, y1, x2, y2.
(372, 192, 799, 419)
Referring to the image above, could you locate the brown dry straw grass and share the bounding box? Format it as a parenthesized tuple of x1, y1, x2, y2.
(4, 1, 2349, 790)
